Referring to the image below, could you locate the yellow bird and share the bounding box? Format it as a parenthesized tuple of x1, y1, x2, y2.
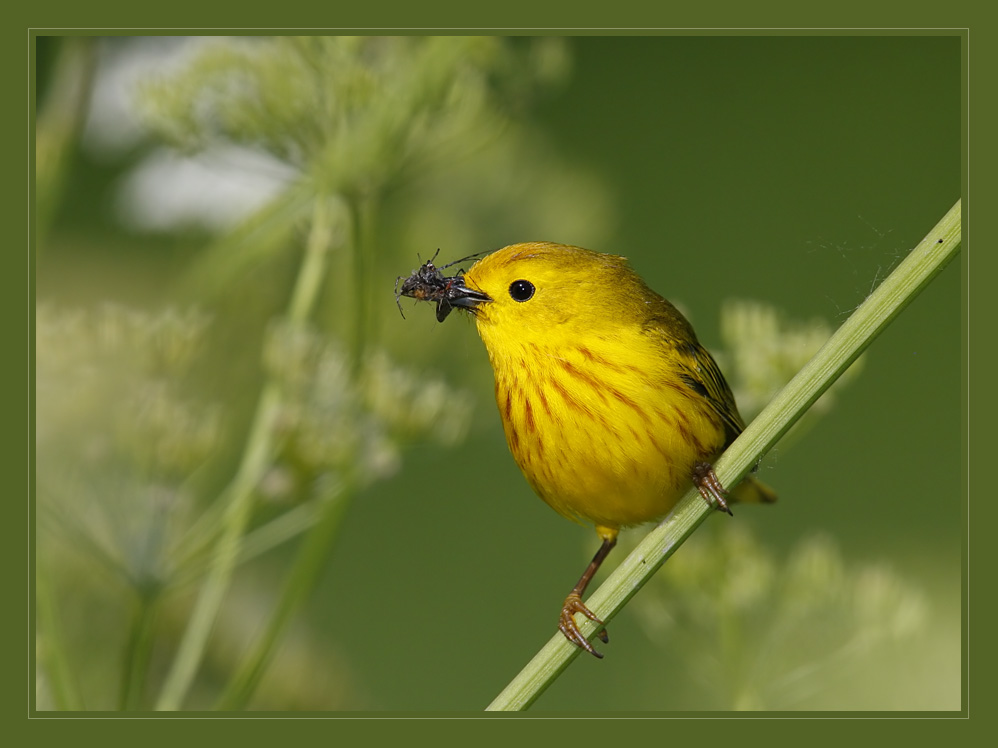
(400, 242, 775, 657)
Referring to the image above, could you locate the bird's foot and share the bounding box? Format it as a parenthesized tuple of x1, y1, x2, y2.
(692, 462, 733, 516)
(559, 592, 608, 659)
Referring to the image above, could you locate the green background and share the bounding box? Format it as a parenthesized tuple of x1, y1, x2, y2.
(34, 34, 962, 712)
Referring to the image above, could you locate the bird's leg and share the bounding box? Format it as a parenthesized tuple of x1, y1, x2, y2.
(558, 535, 617, 659)
(692, 461, 733, 516)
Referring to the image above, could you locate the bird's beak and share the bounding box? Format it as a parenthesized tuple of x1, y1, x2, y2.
(437, 277, 491, 322)
(447, 278, 491, 309)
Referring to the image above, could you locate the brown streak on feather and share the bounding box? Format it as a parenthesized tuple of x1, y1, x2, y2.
(606, 385, 652, 428)
(536, 387, 553, 419)
(577, 345, 642, 376)
(550, 377, 587, 417)
(648, 432, 671, 463)
(557, 359, 608, 405)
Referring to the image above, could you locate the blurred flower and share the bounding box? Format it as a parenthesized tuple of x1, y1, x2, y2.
(717, 299, 865, 423)
(114, 145, 297, 232)
(110, 35, 614, 340)
(37, 303, 474, 587)
(263, 320, 473, 496)
(36, 303, 217, 593)
(130, 36, 573, 214)
(623, 524, 928, 710)
(82, 37, 203, 158)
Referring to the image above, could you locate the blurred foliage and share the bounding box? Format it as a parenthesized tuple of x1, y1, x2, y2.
(35, 303, 471, 589)
(622, 524, 927, 710)
(260, 321, 473, 499)
(35, 38, 98, 246)
(37, 304, 216, 592)
(34, 35, 960, 713)
(136, 36, 567, 187)
(716, 299, 864, 426)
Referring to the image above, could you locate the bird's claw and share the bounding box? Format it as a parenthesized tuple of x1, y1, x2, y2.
(559, 592, 608, 658)
(692, 462, 733, 516)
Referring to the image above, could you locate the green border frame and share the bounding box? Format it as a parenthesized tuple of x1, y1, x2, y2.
(12, 6, 988, 744)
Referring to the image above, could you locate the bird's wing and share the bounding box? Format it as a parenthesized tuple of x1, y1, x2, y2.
(675, 341, 746, 446)
(640, 301, 746, 447)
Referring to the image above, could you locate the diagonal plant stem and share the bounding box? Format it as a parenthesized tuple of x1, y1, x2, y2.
(214, 191, 376, 710)
(486, 200, 962, 712)
(213, 482, 352, 710)
(154, 193, 335, 711)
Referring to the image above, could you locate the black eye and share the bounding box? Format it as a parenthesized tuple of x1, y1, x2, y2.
(508, 279, 535, 302)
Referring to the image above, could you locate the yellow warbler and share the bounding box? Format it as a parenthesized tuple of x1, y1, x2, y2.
(399, 242, 775, 657)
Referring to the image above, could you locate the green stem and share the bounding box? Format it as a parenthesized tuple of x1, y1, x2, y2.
(154, 195, 335, 711)
(36, 565, 84, 710)
(119, 592, 160, 710)
(287, 196, 335, 326)
(485, 200, 962, 712)
(346, 191, 376, 374)
(213, 483, 352, 710)
(35, 37, 97, 247)
(214, 190, 374, 710)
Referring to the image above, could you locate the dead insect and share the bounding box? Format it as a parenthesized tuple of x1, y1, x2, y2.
(394, 249, 445, 319)
(395, 250, 492, 322)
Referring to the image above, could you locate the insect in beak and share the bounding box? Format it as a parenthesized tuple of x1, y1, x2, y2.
(395, 250, 492, 322)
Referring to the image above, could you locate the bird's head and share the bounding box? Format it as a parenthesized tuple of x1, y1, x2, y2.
(452, 242, 648, 336)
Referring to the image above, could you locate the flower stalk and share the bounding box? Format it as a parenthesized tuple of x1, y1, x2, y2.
(154, 195, 335, 711)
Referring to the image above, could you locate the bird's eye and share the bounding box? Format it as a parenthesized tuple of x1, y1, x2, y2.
(508, 279, 535, 302)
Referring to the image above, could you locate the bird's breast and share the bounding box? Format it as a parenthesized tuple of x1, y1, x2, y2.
(488, 339, 728, 529)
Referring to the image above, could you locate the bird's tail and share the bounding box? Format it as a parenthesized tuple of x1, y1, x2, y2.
(730, 474, 778, 505)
